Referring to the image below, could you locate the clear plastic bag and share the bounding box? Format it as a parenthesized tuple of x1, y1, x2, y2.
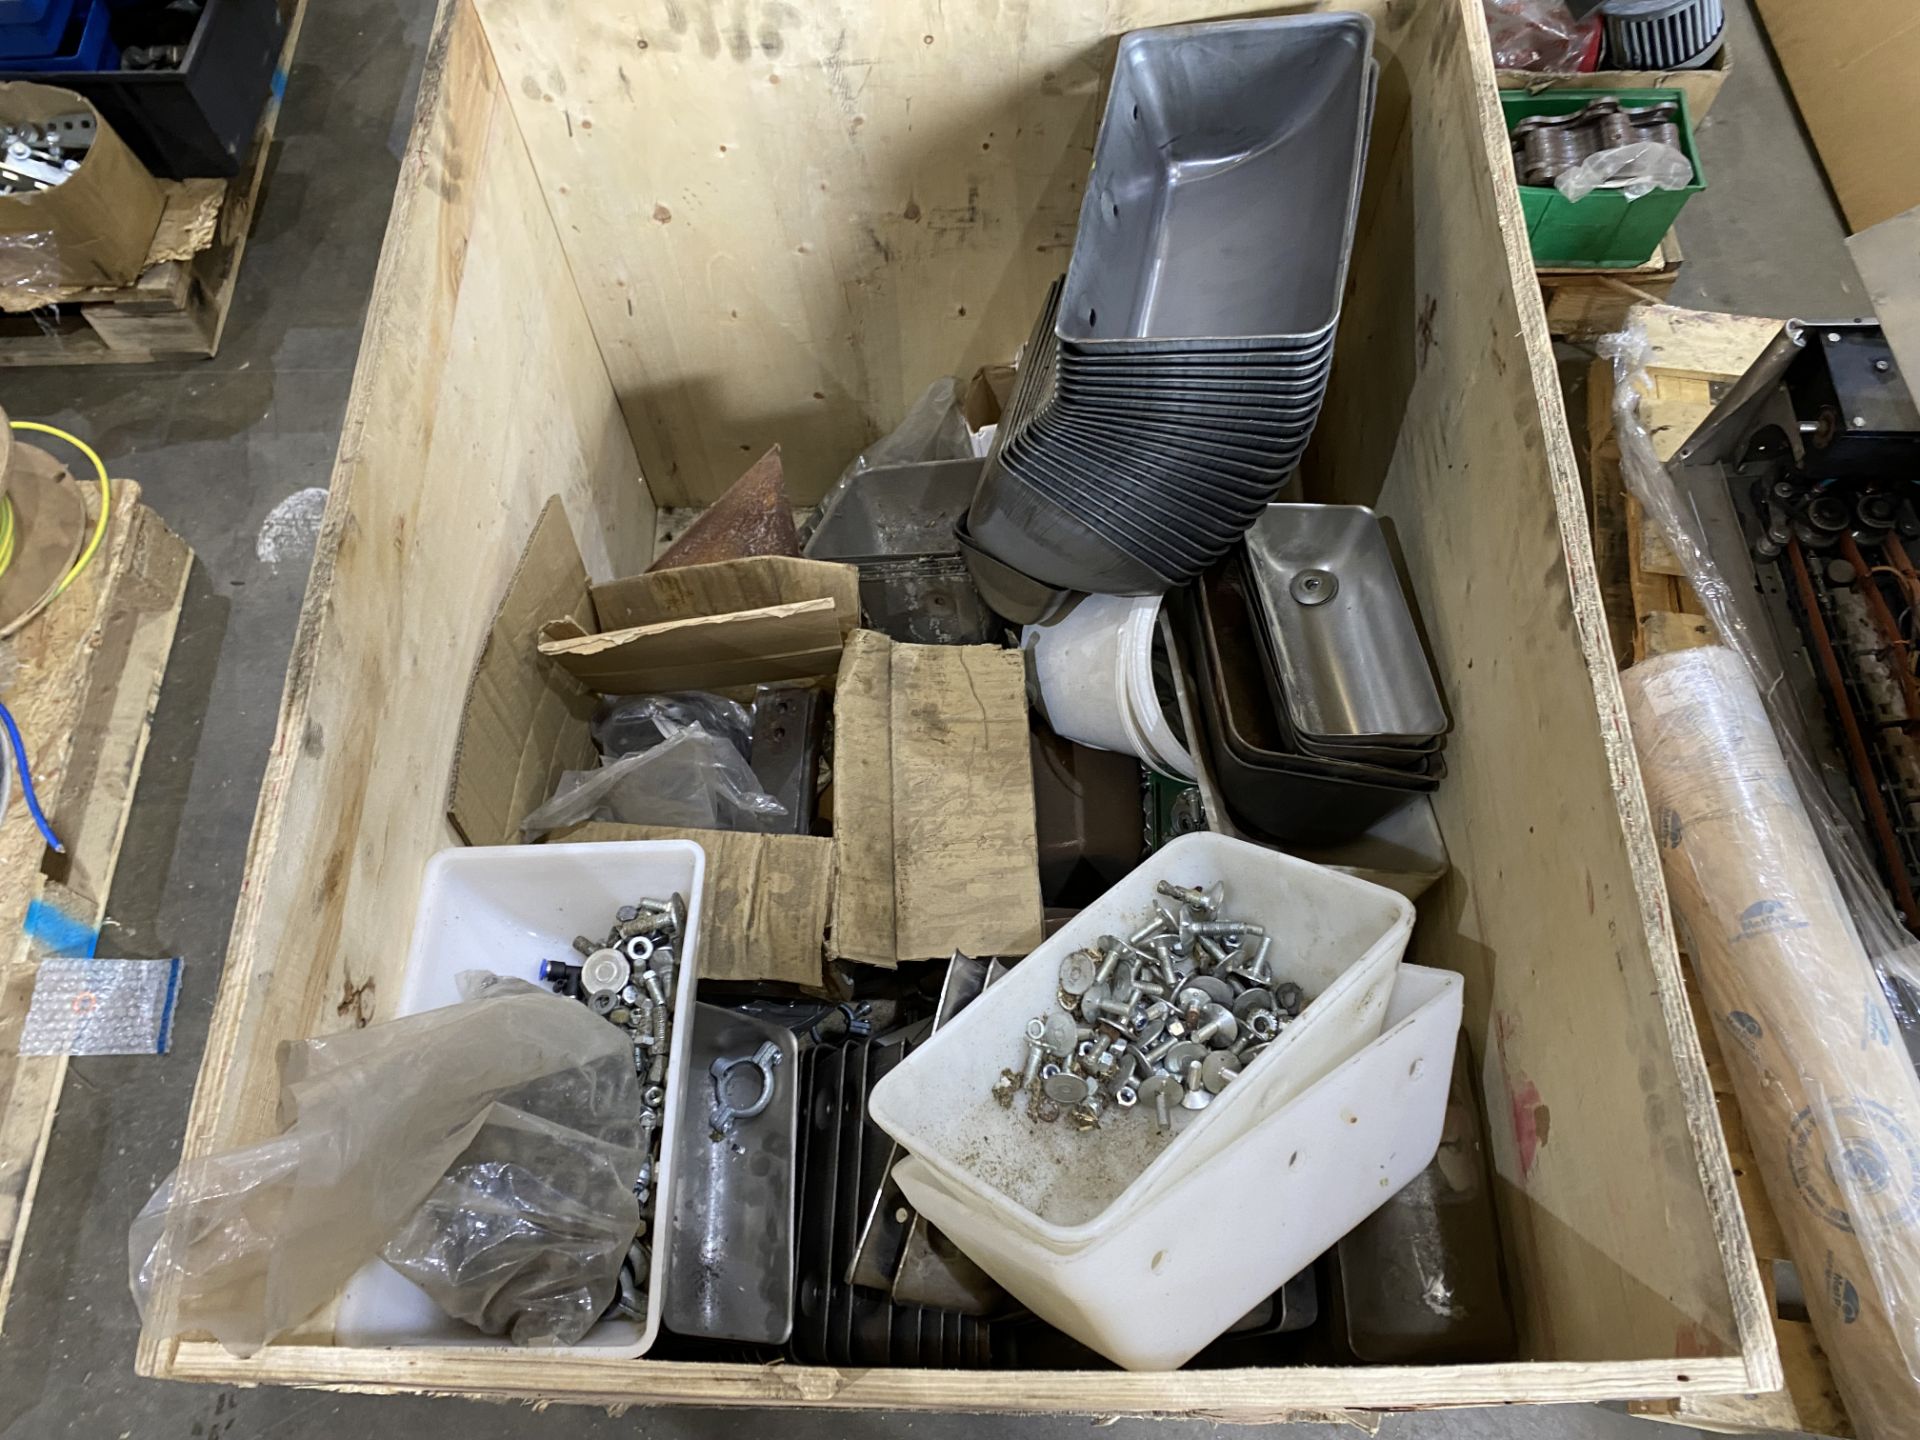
(593, 691, 752, 761)
(0, 231, 65, 312)
(800, 376, 973, 547)
(1555, 140, 1693, 202)
(1603, 321, 1920, 1433)
(521, 721, 787, 838)
(1483, 0, 1601, 72)
(130, 974, 643, 1355)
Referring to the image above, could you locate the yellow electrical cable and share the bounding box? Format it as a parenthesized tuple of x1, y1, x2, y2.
(5, 420, 110, 597)
(0, 494, 13, 578)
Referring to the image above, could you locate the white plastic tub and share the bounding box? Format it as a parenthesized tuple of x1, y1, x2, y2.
(334, 840, 706, 1358)
(1024, 593, 1194, 778)
(896, 963, 1463, 1369)
(868, 833, 1413, 1239)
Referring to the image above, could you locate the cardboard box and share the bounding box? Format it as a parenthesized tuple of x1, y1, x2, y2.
(448, 499, 1043, 983)
(0, 83, 166, 292)
(1754, 0, 1920, 232)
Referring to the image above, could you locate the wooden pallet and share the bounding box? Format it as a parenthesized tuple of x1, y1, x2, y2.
(1540, 228, 1685, 339)
(1588, 304, 1853, 1438)
(0, 482, 191, 1332)
(0, 0, 307, 366)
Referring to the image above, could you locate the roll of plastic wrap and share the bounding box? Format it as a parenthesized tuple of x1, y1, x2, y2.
(1623, 645, 1920, 1440)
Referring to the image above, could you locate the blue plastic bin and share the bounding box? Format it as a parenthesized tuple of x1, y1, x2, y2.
(0, 0, 75, 61)
(0, 0, 114, 71)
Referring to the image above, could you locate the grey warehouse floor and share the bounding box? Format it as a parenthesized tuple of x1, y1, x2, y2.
(0, 2, 1867, 1437)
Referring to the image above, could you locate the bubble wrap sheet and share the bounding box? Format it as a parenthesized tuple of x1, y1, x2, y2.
(20, 957, 182, 1056)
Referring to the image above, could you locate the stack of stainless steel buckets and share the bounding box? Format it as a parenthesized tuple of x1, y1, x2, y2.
(1179, 504, 1449, 847)
(963, 14, 1378, 599)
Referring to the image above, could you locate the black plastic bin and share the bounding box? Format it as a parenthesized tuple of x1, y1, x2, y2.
(0, 0, 286, 178)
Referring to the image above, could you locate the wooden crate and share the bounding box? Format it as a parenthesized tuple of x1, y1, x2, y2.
(1586, 303, 1852, 1438)
(1541, 229, 1685, 338)
(0, 0, 307, 366)
(0, 482, 191, 1332)
(136, 0, 1780, 1417)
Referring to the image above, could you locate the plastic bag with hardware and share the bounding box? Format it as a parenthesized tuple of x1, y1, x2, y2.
(521, 720, 788, 838)
(129, 974, 643, 1355)
(1555, 140, 1693, 203)
(592, 691, 752, 761)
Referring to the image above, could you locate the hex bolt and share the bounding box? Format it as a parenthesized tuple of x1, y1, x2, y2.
(1143, 1032, 1184, 1065)
(642, 970, 668, 1007)
(1021, 1017, 1047, 1087)
(1155, 880, 1208, 911)
(1130, 911, 1174, 946)
(617, 905, 641, 923)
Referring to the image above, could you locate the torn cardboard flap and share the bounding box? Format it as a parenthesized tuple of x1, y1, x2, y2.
(829, 631, 1043, 964)
(447, 498, 599, 845)
(556, 821, 833, 990)
(591, 555, 858, 636)
(538, 596, 844, 694)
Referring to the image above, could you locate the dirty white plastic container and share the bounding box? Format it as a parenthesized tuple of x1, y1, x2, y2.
(896, 963, 1463, 1369)
(868, 833, 1413, 1238)
(1024, 593, 1194, 778)
(334, 840, 706, 1358)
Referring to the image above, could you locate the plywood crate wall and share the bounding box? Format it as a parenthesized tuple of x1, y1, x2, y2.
(137, 0, 1780, 1419)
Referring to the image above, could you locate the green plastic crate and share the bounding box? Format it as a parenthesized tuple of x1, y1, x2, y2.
(1502, 88, 1705, 270)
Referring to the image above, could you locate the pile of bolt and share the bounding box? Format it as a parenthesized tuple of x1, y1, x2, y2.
(0, 118, 92, 195)
(994, 880, 1304, 1133)
(537, 892, 687, 1325)
(1508, 98, 1683, 188)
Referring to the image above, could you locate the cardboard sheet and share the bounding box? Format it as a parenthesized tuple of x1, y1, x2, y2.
(557, 821, 832, 989)
(829, 632, 1043, 963)
(827, 631, 899, 964)
(1754, 0, 1920, 232)
(446, 499, 598, 845)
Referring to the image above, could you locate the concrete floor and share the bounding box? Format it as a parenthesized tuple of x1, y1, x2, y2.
(0, 1, 1867, 1436)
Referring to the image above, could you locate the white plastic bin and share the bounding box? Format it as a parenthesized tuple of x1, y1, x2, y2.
(335, 840, 705, 1358)
(868, 833, 1413, 1238)
(1024, 593, 1194, 778)
(897, 963, 1463, 1369)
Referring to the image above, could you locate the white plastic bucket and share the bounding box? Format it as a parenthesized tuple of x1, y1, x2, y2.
(896, 963, 1463, 1370)
(334, 840, 706, 1358)
(867, 833, 1414, 1241)
(1025, 593, 1195, 778)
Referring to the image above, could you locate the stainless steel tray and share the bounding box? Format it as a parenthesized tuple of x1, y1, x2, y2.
(1242, 503, 1449, 745)
(1057, 15, 1375, 350)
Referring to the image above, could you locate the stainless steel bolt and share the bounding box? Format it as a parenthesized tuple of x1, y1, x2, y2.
(1191, 1004, 1236, 1047)
(1140, 1073, 1181, 1133)
(1021, 1017, 1047, 1087)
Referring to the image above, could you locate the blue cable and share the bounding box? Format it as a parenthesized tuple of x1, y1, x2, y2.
(0, 697, 63, 854)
